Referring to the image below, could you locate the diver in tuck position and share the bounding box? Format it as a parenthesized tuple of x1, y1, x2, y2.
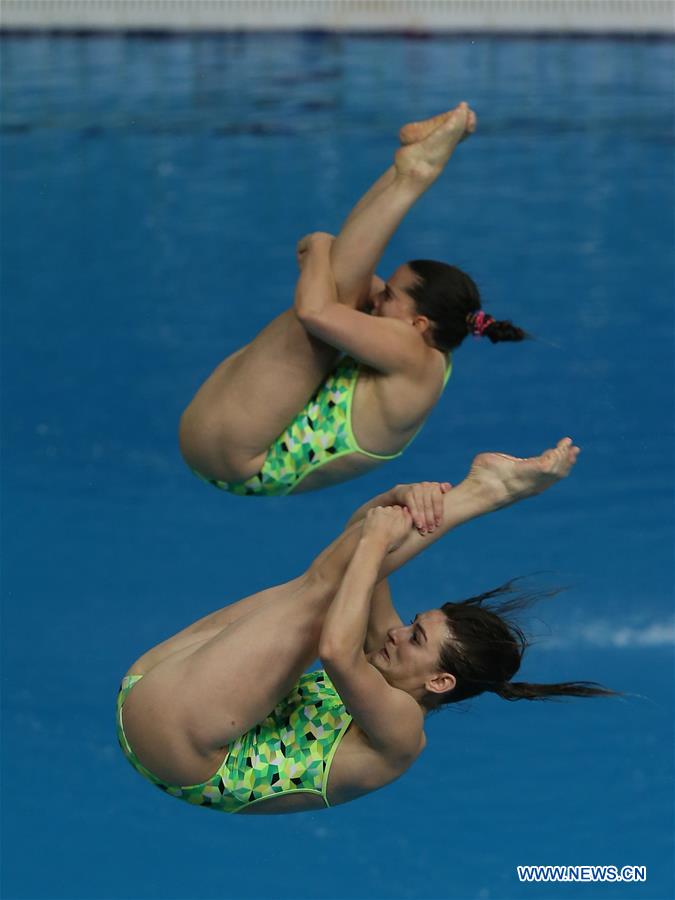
(179, 102, 528, 497)
(117, 437, 618, 815)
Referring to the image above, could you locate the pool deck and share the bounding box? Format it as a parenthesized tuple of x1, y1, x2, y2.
(1, 0, 674, 35)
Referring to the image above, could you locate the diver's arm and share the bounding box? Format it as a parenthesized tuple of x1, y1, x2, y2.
(346, 482, 452, 535)
(296, 233, 383, 311)
(319, 529, 389, 661)
(294, 235, 423, 374)
(296, 231, 335, 271)
(307, 514, 403, 651)
(294, 232, 339, 311)
(364, 579, 403, 654)
(319, 508, 423, 760)
(348, 481, 451, 649)
(345, 488, 400, 527)
(320, 506, 410, 660)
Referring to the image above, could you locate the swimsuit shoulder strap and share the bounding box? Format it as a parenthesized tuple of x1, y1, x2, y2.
(442, 352, 452, 387)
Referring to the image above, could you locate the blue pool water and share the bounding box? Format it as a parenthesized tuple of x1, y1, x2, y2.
(2, 33, 673, 900)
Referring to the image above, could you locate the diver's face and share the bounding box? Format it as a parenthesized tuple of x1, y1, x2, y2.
(371, 264, 421, 321)
(368, 608, 452, 695)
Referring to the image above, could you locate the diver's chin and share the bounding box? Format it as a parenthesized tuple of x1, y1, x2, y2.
(369, 648, 385, 667)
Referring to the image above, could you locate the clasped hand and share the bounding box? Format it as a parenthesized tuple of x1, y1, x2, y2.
(296, 231, 335, 269)
(363, 481, 452, 553)
(389, 481, 452, 535)
(362, 506, 412, 554)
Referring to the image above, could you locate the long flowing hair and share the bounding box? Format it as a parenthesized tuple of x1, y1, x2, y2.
(425, 579, 619, 712)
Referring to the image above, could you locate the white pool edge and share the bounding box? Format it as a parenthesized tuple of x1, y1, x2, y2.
(1, 0, 674, 35)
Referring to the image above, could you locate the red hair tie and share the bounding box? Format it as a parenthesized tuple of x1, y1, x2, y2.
(467, 310, 495, 337)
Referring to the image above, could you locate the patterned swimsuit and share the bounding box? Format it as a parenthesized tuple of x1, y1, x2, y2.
(116, 669, 352, 813)
(193, 354, 451, 497)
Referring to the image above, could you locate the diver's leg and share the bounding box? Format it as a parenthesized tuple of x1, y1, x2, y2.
(120, 532, 367, 782)
(119, 575, 330, 783)
(160, 431, 577, 705)
(380, 438, 580, 577)
(179, 308, 341, 481)
(121, 450, 501, 771)
(330, 102, 476, 307)
(127, 576, 310, 677)
(130, 436, 579, 737)
(338, 105, 474, 234)
(127, 516, 366, 678)
(178, 167, 408, 482)
(121, 512, 376, 784)
(122, 439, 579, 781)
(126, 516, 358, 678)
(340, 166, 396, 230)
(179, 104, 475, 482)
(177, 165, 402, 482)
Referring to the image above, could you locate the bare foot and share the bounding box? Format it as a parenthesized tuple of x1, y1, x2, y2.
(466, 437, 581, 510)
(399, 104, 477, 145)
(394, 102, 477, 181)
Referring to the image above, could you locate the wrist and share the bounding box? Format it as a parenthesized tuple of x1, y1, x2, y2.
(357, 530, 390, 558)
(307, 234, 333, 255)
(347, 490, 395, 528)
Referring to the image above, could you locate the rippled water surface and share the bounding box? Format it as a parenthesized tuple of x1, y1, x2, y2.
(2, 33, 673, 900)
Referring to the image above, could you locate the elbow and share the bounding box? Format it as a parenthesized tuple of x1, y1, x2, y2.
(319, 641, 359, 668)
(318, 636, 345, 664)
(294, 270, 335, 327)
(293, 286, 319, 325)
(318, 641, 339, 664)
(294, 302, 315, 327)
(294, 303, 326, 338)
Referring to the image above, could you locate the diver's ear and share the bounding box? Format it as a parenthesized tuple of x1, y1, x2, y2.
(412, 315, 431, 335)
(425, 671, 456, 695)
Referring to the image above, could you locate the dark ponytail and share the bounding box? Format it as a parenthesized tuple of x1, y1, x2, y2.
(480, 319, 528, 345)
(494, 680, 616, 702)
(424, 580, 619, 713)
(407, 259, 527, 351)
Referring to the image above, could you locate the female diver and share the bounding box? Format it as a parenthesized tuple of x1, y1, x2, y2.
(178, 102, 527, 497)
(117, 437, 616, 815)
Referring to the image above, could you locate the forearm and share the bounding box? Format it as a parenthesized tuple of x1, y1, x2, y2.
(294, 241, 338, 321)
(345, 488, 398, 528)
(309, 519, 366, 593)
(319, 534, 388, 659)
(306, 520, 397, 652)
(311, 478, 496, 650)
(311, 486, 405, 592)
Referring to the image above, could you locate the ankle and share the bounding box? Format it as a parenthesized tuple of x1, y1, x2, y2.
(393, 149, 440, 189)
(446, 477, 503, 518)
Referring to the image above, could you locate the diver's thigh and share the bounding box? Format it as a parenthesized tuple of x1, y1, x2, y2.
(127, 576, 310, 676)
(179, 309, 339, 477)
(131, 576, 329, 754)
